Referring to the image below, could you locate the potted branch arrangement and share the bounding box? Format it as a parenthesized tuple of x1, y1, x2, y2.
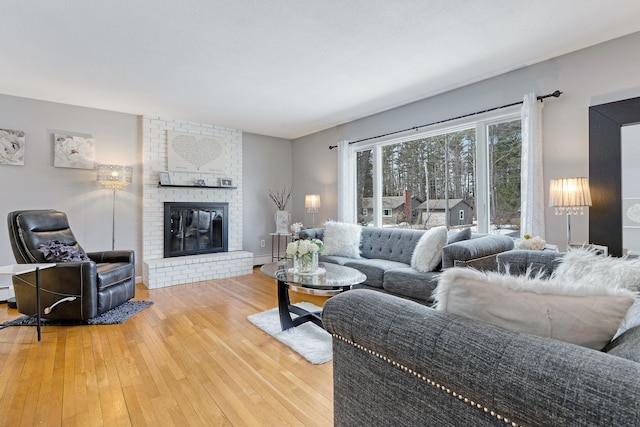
(269, 186, 291, 234)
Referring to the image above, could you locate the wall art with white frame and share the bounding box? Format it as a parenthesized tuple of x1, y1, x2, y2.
(0, 128, 25, 165)
(53, 133, 95, 169)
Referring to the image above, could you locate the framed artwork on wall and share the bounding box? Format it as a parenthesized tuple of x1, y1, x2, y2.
(53, 133, 95, 169)
(0, 128, 25, 165)
(159, 171, 171, 185)
(167, 131, 226, 173)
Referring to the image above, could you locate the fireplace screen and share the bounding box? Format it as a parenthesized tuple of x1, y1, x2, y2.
(164, 202, 228, 258)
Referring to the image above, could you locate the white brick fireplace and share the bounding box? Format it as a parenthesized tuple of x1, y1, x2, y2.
(141, 115, 253, 289)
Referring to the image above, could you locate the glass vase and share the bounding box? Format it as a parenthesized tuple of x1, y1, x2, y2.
(293, 252, 318, 274)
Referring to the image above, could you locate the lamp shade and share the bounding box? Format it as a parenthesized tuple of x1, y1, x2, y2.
(97, 164, 133, 191)
(549, 177, 592, 213)
(305, 194, 321, 212)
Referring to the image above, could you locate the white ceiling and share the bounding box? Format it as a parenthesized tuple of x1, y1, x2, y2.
(2, 1, 640, 139)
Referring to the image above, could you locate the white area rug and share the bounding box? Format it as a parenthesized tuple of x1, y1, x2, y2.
(247, 302, 332, 364)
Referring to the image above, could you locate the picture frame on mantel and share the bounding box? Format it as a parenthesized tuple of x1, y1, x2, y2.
(219, 178, 233, 187)
(159, 171, 171, 185)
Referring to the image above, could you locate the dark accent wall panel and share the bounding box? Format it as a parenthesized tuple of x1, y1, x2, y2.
(589, 96, 640, 257)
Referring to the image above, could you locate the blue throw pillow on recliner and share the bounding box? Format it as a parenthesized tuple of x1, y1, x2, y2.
(38, 240, 90, 262)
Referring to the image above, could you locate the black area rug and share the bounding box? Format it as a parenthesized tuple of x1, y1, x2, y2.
(2, 300, 153, 327)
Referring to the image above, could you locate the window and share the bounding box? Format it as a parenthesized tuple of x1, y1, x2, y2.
(488, 121, 522, 232)
(362, 208, 368, 216)
(354, 108, 521, 233)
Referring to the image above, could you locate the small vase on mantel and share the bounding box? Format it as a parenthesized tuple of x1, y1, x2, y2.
(275, 210, 290, 234)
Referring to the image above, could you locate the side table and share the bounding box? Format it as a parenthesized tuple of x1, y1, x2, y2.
(0, 263, 56, 341)
(269, 233, 291, 261)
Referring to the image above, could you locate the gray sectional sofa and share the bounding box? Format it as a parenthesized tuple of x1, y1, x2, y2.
(323, 250, 640, 426)
(300, 226, 514, 304)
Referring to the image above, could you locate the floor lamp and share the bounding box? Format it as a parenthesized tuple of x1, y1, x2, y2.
(549, 177, 592, 248)
(97, 164, 133, 250)
(305, 194, 321, 227)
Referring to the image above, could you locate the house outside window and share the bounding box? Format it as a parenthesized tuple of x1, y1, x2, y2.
(354, 107, 521, 233)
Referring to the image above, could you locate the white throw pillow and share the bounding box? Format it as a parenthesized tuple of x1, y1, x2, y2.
(434, 267, 636, 350)
(554, 247, 640, 292)
(411, 226, 448, 272)
(322, 222, 362, 258)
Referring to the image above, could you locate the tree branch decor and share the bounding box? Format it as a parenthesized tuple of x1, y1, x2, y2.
(268, 186, 291, 210)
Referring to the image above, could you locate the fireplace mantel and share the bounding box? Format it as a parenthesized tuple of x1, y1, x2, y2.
(158, 184, 237, 189)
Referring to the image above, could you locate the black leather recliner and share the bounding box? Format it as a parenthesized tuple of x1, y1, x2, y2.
(7, 209, 135, 320)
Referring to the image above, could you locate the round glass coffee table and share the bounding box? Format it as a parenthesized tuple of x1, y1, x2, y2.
(260, 260, 366, 330)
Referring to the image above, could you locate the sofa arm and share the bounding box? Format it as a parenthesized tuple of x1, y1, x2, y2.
(298, 228, 324, 240)
(323, 290, 640, 427)
(442, 234, 514, 270)
(497, 249, 564, 278)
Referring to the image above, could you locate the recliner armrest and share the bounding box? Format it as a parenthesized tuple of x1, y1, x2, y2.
(13, 261, 100, 319)
(87, 250, 134, 264)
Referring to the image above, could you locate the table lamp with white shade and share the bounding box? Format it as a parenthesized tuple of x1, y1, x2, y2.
(549, 177, 592, 248)
(305, 194, 321, 227)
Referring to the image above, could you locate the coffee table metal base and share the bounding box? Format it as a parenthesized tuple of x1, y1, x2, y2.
(260, 261, 365, 331)
(277, 278, 324, 330)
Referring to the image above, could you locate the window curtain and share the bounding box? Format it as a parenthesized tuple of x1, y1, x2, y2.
(520, 93, 545, 238)
(337, 140, 356, 223)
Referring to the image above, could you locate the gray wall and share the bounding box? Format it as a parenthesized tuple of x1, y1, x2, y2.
(292, 30, 640, 250)
(0, 94, 141, 292)
(242, 132, 292, 263)
(291, 126, 339, 229)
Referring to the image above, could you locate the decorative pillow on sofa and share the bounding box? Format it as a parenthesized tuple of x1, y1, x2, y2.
(434, 267, 636, 350)
(322, 222, 362, 258)
(411, 226, 448, 272)
(553, 247, 640, 292)
(38, 240, 90, 262)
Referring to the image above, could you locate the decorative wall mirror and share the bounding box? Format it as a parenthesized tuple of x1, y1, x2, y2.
(589, 96, 640, 257)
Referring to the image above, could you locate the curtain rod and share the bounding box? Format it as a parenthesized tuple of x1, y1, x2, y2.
(328, 90, 562, 149)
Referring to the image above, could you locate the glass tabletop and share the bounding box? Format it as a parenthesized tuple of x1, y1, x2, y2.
(260, 260, 366, 291)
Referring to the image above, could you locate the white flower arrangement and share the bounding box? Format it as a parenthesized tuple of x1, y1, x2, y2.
(516, 234, 546, 250)
(291, 222, 304, 234)
(286, 238, 324, 273)
(286, 238, 324, 258)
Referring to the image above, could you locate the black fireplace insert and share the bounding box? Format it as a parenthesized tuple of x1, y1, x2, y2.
(164, 202, 228, 258)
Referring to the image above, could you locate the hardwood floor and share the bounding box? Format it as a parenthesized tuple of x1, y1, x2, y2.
(0, 267, 333, 426)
